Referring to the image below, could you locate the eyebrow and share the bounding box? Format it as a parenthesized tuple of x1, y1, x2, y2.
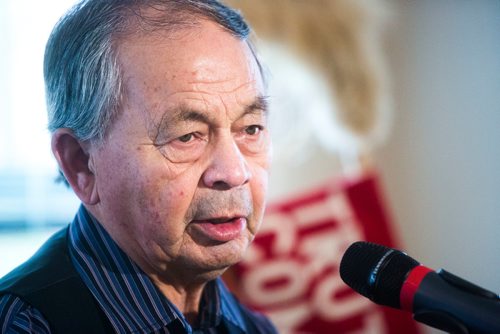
(245, 95, 269, 116)
(151, 94, 270, 140)
(170, 94, 269, 124)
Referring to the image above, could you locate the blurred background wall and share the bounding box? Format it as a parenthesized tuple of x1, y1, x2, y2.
(379, 0, 500, 295)
(0, 1, 80, 274)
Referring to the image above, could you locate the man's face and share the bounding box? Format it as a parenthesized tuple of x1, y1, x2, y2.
(89, 21, 271, 282)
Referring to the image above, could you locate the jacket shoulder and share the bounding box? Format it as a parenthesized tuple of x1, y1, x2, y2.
(0, 227, 75, 296)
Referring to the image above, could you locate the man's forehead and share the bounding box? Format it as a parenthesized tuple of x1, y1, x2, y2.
(118, 24, 264, 107)
(118, 21, 258, 79)
(155, 94, 269, 125)
(175, 95, 268, 118)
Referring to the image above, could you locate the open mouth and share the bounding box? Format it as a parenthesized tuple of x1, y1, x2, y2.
(190, 217, 247, 242)
(205, 217, 238, 224)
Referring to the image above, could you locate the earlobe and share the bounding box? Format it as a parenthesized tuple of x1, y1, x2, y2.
(51, 129, 99, 205)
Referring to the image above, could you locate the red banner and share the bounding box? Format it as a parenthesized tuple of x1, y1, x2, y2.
(229, 172, 421, 333)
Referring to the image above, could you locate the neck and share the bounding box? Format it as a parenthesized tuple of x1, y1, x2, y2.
(153, 276, 208, 326)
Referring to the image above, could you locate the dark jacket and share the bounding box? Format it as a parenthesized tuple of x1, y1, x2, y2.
(0, 227, 118, 333)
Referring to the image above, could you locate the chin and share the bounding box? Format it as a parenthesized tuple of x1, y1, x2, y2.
(198, 239, 248, 270)
(185, 259, 237, 283)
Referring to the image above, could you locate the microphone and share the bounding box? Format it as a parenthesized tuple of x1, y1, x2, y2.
(339, 241, 500, 334)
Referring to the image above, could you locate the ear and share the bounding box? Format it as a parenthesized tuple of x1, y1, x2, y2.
(51, 129, 99, 205)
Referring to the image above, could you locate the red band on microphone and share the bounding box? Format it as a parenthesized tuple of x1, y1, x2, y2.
(400, 265, 433, 311)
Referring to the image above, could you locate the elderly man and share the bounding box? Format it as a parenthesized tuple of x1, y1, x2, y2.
(0, 0, 276, 333)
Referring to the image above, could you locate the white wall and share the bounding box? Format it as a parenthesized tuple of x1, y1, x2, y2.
(378, 0, 500, 300)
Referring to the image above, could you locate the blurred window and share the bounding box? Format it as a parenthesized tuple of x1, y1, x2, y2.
(0, 1, 80, 275)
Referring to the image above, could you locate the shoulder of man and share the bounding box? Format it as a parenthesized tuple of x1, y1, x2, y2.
(0, 294, 51, 333)
(0, 228, 72, 296)
(0, 228, 70, 334)
(0, 227, 112, 334)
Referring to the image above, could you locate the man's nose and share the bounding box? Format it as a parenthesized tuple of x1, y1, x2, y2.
(202, 136, 251, 190)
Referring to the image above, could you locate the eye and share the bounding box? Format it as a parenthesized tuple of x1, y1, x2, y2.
(178, 133, 194, 143)
(245, 125, 263, 136)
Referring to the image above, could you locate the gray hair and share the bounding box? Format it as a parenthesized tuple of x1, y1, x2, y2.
(44, 0, 256, 144)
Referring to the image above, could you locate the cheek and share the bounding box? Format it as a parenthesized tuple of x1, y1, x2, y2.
(138, 164, 206, 232)
(96, 148, 192, 226)
(136, 174, 193, 224)
(130, 175, 196, 255)
(95, 152, 134, 207)
(252, 154, 271, 195)
(249, 166, 269, 221)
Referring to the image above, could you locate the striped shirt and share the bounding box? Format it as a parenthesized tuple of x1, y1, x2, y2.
(0, 205, 274, 333)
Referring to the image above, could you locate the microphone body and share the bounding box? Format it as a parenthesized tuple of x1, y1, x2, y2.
(340, 242, 500, 334)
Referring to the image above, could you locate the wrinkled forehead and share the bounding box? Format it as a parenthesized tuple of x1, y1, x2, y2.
(111, 5, 265, 88)
(117, 22, 263, 94)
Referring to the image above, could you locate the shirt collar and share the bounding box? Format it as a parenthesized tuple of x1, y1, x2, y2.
(67, 205, 248, 333)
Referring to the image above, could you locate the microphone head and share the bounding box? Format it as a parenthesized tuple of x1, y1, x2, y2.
(339, 241, 420, 309)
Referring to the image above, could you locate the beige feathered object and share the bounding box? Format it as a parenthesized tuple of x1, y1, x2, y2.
(226, 0, 392, 152)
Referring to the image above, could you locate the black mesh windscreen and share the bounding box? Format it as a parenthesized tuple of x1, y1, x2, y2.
(340, 241, 420, 309)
